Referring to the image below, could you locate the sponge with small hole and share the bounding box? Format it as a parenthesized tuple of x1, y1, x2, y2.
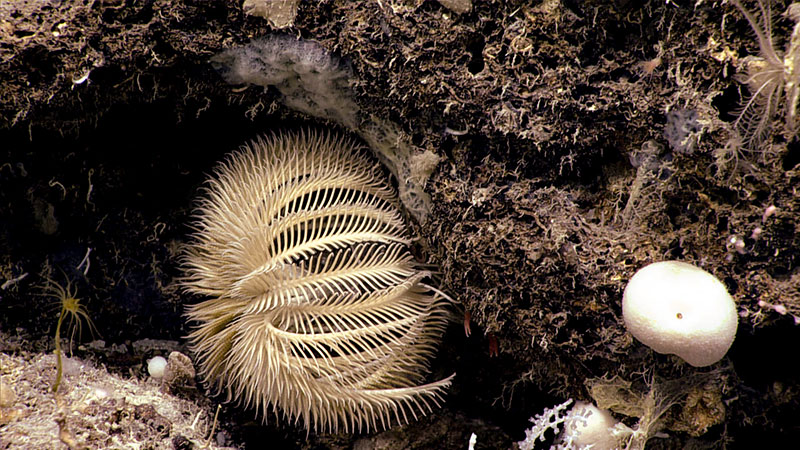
(623, 261, 738, 367)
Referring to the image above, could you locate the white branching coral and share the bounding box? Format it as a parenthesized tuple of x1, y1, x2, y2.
(517, 399, 574, 450)
(517, 399, 635, 450)
(181, 130, 453, 433)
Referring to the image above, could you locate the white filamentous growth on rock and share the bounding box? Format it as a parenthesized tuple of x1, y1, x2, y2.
(210, 35, 357, 128)
(622, 261, 738, 367)
(209, 35, 438, 222)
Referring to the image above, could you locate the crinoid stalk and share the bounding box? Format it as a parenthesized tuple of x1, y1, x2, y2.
(181, 130, 453, 433)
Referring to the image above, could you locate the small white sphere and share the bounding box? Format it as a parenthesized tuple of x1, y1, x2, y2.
(147, 356, 168, 379)
(623, 261, 738, 367)
(563, 402, 619, 450)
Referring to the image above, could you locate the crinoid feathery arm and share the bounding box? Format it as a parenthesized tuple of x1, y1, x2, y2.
(181, 130, 453, 433)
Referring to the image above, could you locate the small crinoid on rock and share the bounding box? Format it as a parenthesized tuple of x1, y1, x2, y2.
(730, 0, 800, 149)
(42, 272, 99, 393)
(181, 130, 453, 433)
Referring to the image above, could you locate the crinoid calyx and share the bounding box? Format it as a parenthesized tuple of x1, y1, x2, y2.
(181, 130, 453, 433)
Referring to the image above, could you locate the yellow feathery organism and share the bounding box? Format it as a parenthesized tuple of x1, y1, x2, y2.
(44, 273, 98, 393)
(181, 130, 453, 433)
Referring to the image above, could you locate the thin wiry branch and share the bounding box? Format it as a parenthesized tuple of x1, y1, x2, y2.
(182, 130, 453, 433)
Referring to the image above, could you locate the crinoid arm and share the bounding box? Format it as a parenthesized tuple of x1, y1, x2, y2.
(733, 59, 785, 150)
(728, 0, 800, 149)
(183, 130, 454, 432)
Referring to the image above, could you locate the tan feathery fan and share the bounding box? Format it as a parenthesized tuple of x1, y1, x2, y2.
(181, 130, 453, 433)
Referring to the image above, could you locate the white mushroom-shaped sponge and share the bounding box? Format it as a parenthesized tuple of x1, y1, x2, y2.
(622, 261, 738, 367)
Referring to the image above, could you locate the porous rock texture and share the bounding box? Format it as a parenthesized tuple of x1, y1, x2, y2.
(2, 0, 800, 448)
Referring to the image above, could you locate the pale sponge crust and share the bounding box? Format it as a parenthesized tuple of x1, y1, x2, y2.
(622, 261, 738, 367)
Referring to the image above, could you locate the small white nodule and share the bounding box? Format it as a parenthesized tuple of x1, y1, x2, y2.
(147, 356, 168, 379)
(623, 261, 738, 367)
